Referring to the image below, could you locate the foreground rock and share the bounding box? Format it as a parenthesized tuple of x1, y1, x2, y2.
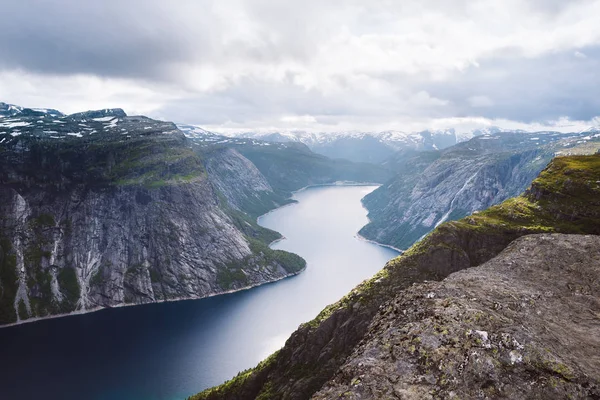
(315, 234, 600, 399)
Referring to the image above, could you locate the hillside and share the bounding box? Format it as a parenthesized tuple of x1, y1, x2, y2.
(190, 154, 600, 399)
(360, 131, 600, 250)
(0, 104, 301, 326)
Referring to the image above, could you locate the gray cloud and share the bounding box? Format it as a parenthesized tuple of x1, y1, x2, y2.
(0, 0, 211, 80)
(1, 0, 599, 131)
(422, 46, 600, 122)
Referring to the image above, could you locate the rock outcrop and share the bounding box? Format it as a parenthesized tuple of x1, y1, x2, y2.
(315, 234, 600, 399)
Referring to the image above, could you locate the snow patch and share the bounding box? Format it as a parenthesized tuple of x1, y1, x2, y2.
(0, 121, 30, 128)
(92, 116, 115, 122)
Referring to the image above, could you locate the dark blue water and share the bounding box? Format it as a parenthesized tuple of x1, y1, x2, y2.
(0, 185, 399, 400)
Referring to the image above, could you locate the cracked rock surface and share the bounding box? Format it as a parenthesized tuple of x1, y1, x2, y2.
(313, 234, 600, 399)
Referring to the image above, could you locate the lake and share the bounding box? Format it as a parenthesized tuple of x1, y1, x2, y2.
(0, 185, 399, 400)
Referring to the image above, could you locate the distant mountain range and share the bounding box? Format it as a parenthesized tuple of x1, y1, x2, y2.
(178, 123, 600, 163)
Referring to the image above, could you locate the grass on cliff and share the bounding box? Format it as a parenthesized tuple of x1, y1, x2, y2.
(188, 154, 600, 400)
(217, 237, 306, 290)
(0, 237, 18, 324)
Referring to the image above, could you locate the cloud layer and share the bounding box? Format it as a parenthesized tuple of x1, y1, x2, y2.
(1, 0, 599, 132)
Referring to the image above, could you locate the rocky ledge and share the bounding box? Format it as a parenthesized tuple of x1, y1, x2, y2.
(315, 234, 600, 399)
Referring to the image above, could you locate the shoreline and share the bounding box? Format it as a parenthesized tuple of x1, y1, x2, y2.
(256, 181, 382, 225)
(355, 232, 404, 253)
(0, 267, 306, 330)
(258, 181, 403, 255)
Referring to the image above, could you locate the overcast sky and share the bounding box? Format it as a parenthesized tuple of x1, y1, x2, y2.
(1, 0, 599, 133)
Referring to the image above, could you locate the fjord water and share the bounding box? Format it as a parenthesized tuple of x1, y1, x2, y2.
(0, 185, 398, 400)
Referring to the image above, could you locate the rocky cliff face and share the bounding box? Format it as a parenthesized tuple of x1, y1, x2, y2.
(360, 131, 600, 250)
(0, 105, 306, 326)
(191, 154, 600, 400)
(203, 147, 292, 217)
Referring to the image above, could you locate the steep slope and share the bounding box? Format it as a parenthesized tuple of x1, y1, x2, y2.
(360, 131, 600, 250)
(0, 105, 305, 326)
(203, 147, 292, 217)
(315, 234, 600, 399)
(190, 154, 600, 400)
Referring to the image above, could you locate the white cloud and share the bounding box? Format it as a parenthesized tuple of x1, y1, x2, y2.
(410, 91, 450, 107)
(468, 95, 495, 108)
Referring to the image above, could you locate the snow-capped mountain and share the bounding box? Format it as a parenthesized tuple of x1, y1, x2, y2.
(211, 128, 481, 163)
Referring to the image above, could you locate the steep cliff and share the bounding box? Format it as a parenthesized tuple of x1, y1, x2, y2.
(191, 154, 600, 400)
(0, 106, 305, 326)
(203, 147, 293, 217)
(360, 131, 600, 250)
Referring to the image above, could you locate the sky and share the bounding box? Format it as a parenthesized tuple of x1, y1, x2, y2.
(1, 0, 599, 133)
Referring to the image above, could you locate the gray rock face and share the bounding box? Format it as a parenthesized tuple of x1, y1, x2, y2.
(3, 179, 251, 307)
(204, 147, 289, 215)
(361, 132, 600, 250)
(314, 234, 600, 399)
(0, 106, 306, 325)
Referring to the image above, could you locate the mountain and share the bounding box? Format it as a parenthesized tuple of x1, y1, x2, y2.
(190, 154, 600, 400)
(178, 125, 393, 194)
(0, 103, 388, 326)
(213, 128, 483, 163)
(360, 130, 600, 250)
(0, 102, 64, 118)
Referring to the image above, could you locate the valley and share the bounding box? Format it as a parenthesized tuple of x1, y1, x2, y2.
(2, 102, 600, 400)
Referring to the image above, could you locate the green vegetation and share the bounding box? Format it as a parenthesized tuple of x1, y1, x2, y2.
(189, 350, 281, 400)
(31, 213, 55, 228)
(57, 267, 80, 313)
(217, 236, 306, 290)
(149, 268, 161, 283)
(108, 140, 205, 188)
(235, 143, 391, 193)
(3, 128, 206, 191)
(247, 237, 305, 274)
(214, 191, 283, 245)
(90, 267, 105, 287)
(455, 155, 600, 235)
(0, 237, 18, 324)
(23, 213, 57, 317)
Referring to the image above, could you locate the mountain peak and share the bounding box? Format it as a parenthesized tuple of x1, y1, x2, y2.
(67, 108, 127, 119)
(0, 102, 64, 118)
